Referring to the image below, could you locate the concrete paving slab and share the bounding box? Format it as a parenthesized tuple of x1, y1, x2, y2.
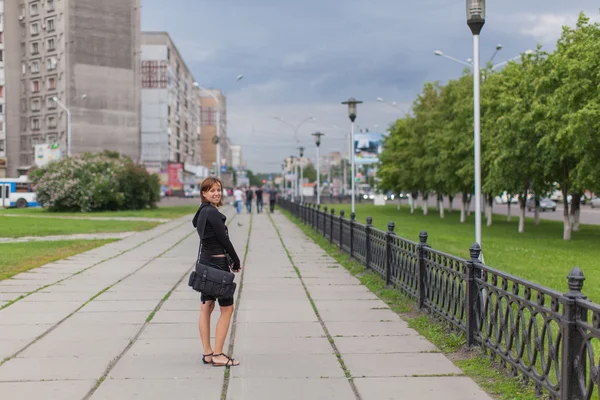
(0, 324, 53, 341)
(19, 292, 90, 302)
(160, 299, 202, 311)
(318, 308, 402, 322)
(229, 354, 345, 379)
(0, 311, 68, 325)
(80, 300, 159, 312)
(334, 335, 438, 354)
(97, 291, 166, 301)
(324, 321, 416, 337)
(2, 301, 81, 314)
(48, 322, 142, 339)
(234, 336, 333, 355)
(128, 338, 229, 357)
(0, 356, 110, 381)
(237, 298, 313, 311)
(353, 376, 493, 399)
(90, 378, 223, 400)
(0, 339, 29, 359)
(313, 299, 388, 311)
(236, 308, 318, 323)
(235, 322, 325, 338)
(344, 353, 463, 378)
(108, 353, 225, 379)
(0, 380, 95, 400)
(20, 337, 127, 358)
(227, 377, 356, 400)
(150, 311, 200, 323)
(67, 311, 150, 324)
(142, 323, 200, 339)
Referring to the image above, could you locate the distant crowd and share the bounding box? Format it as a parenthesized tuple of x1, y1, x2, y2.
(231, 186, 278, 214)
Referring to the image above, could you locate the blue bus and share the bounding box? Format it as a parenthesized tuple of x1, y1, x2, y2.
(0, 176, 40, 208)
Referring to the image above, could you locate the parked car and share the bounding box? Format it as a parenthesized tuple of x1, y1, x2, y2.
(591, 198, 600, 209)
(526, 198, 557, 212)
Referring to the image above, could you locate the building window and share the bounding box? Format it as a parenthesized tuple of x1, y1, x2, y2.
(31, 80, 40, 92)
(30, 2, 39, 16)
(201, 107, 216, 126)
(47, 116, 57, 129)
(22, 62, 27, 75)
(47, 77, 56, 90)
(0, 86, 4, 98)
(47, 0, 55, 11)
(0, 105, 4, 115)
(46, 18, 55, 32)
(31, 61, 40, 73)
(31, 23, 39, 35)
(0, 140, 4, 153)
(47, 97, 56, 109)
(0, 33, 4, 44)
(31, 98, 41, 111)
(47, 57, 57, 70)
(31, 42, 40, 55)
(47, 38, 55, 51)
(31, 118, 40, 130)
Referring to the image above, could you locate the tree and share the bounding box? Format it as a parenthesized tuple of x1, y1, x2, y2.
(537, 13, 600, 239)
(303, 163, 317, 183)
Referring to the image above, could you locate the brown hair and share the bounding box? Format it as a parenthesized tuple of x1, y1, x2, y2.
(200, 177, 224, 207)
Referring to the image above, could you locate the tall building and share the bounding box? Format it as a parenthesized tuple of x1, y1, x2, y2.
(230, 144, 243, 170)
(140, 32, 203, 189)
(3, 0, 141, 178)
(0, 1, 6, 177)
(199, 88, 228, 172)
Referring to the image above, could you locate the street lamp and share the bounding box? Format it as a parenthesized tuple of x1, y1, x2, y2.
(299, 146, 305, 202)
(467, 0, 485, 249)
(376, 97, 403, 111)
(489, 44, 503, 64)
(52, 97, 71, 157)
(341, 97, 363, 214)
(273, 116, 316, 199)
(433, 50, 473, 68)
(312, 132, 325, 205)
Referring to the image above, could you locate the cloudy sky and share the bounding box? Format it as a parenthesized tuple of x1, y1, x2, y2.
(141, 0, 598, 172)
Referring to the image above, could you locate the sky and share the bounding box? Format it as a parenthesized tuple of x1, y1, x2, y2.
(141, 0, 599, 173)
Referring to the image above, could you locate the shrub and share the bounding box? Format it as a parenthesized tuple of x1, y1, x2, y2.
(30, 152, 160, 212)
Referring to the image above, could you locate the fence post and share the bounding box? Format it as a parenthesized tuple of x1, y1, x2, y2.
(561, 267, 587, 400)
(365, 216, 373, 270)
(317, 205, 322, 233)
(350, 212, 355, 258)
(465, 243, 481, 346)
(339, 210, 345, 249)
(385, 221, 395, 286)
(323, 207, 328, 238)
(330, 208, 335, 244)
(417, 231, 430, 310)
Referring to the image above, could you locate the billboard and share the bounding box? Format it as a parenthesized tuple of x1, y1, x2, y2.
(34, 143, 63, 167)
(167, 163, 183, 191)
(354, 133, 384, 165)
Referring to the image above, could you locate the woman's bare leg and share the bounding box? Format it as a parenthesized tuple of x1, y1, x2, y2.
(199, 301, 215, 358)
(212, 305, 240, 366)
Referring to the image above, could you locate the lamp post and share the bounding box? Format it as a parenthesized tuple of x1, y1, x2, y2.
(52, 97, 71, 157)
(312, 132, 324, 205)
(467, 0, 485, 249)
(299, 146, 305, 203)
(341, 98, 363, 214)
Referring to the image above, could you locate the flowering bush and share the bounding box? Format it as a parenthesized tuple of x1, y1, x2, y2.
(30, 152, 160, 212)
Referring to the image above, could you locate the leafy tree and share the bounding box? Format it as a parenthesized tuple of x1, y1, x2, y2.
(303, 163, 317, 183)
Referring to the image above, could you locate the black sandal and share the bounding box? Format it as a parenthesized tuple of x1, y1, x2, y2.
(202, 352, 214, 364)
(211, 353, 239, 367)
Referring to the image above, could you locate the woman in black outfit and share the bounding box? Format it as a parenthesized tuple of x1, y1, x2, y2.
(192, 177, 241, 367)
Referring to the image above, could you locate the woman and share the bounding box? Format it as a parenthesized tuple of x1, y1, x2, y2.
(192, 177, 241, 367)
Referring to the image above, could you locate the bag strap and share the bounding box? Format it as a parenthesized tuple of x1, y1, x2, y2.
(196, 206, 210, 260)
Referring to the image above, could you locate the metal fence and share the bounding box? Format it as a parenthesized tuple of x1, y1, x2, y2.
(280, 198, 600, 400)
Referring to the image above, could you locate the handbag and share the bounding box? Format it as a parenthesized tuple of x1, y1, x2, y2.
(188, 206, 237, 298)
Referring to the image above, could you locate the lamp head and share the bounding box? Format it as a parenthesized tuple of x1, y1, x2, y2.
(341, 98, 363, 122)
(312, 132, 325, 147)
(466, 0, 485, 35)
(433, 50, 443, 56)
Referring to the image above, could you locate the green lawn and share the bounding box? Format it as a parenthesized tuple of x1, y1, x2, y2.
(0, 205, 199, 219)
(322, 203, 600, 302)
(0, 240, 116, 281)
(0, 216, 161, 238)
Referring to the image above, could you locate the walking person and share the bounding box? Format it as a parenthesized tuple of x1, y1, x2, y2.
(268, 187, 277, 213)
(192, 177, 241, 367)
(255, 187, 264, 214)
(233, 187, 243, 214)
(245, 187, 254, 214)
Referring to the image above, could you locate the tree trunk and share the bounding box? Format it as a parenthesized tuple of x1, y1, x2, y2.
(570, 193, 581, 232)
(486, 194, 493, 227)
(422, 193, 429, 216)
(438, 195, 445, 219)
(534, 200, 540, 226)
(466, 194, 472, 216)
(518, 193, 527, 233)
(507, 201, 512, 222)
(460, 193, 468, 223)
(448, 195, 454, 213)
(562, 186, 571, 240)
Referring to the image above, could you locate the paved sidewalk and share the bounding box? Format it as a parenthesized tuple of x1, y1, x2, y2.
(0, 208, 493, 399)
(0, 232, 136, 244)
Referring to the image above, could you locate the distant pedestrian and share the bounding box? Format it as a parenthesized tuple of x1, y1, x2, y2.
(255, 187, 264, 213)
(269, 187, 277, 213)
(245, 187, 254, 214)
(233, 187, 243, 214)
(192, 177, 241, 368)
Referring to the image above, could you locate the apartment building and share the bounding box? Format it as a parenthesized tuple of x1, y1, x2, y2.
(3, 0, 141, 178)
(140, 32, 201, 167)
(0, 1, 6, 177)
(230, 144, 243, 170)
(199, 88, 228, 172)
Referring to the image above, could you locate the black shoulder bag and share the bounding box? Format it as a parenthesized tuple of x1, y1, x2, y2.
(188, 208, 237, 298)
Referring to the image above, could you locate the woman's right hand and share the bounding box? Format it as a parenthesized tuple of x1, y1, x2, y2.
(232, 261, 242, 273)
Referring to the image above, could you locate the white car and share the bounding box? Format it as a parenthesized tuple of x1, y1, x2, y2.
(591, 198, 600, 209)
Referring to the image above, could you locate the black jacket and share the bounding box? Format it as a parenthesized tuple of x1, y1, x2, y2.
(192, 203, 240, 267)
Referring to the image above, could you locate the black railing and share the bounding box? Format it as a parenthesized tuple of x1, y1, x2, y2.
(279, 198, 600, 400)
